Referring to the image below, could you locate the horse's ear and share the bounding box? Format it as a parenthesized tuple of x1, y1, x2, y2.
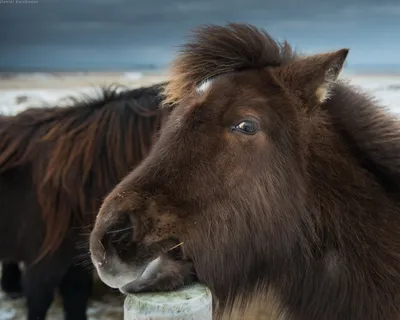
(277, 48, 349, 103)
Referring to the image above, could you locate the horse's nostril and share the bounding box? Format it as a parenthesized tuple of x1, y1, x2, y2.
(104, 212, 139, 259)
(110, 226, 133, 247)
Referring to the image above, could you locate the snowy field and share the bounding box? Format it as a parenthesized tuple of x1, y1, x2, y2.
(344, 75, 400, 114)
(0, 73, 399, 319)
(0, 73, 399, 116)
(0, 287, 124, 320)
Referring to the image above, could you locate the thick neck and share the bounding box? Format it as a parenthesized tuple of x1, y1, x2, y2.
(276, 110, 400, 319)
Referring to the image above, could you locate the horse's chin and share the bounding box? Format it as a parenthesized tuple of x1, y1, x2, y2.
(119, 256, 163, 294)
(94, 258, 151, 290)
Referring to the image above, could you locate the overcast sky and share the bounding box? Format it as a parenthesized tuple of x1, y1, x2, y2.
(0, 0, 399, 71)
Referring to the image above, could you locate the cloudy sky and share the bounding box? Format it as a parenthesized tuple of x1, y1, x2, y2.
(0, 0, 399, 71)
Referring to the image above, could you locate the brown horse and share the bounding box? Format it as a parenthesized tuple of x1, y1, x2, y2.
(89, 23, 400, 320)
(0, 83, 171, 320)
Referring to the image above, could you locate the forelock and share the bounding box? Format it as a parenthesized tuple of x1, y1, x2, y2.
(162, 23, 297, 107)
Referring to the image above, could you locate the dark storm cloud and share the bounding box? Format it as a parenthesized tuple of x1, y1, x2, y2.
(0, 0, 399, 70)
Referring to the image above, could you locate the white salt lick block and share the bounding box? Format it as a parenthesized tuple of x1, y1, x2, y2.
(124, 283, 212, 320)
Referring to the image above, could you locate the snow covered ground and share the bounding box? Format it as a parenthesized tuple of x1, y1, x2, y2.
(0, 287, 124, 320)
(0, 73, 399, 319)
(345, 75, 400, 114)
(0, 74, 399, 116)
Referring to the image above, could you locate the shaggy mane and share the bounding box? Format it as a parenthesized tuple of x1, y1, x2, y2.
(324, 82, 400, 194)
(0, 83, 170, 261)
(162, 23, 297, 106)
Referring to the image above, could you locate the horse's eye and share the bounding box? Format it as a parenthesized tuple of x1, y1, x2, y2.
(231, 120, 259, 135)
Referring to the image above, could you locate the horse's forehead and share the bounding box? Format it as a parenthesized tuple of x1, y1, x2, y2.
(173, 72, 271, 128)
(195, 73, 245, 94)
(196, 70, 268, 95)
(194, 73, 269, 107)
(193, 74, 243, 108)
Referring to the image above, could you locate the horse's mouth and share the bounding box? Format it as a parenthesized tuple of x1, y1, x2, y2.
(112, 240, 193, 294)
(119, 255, 164, 294)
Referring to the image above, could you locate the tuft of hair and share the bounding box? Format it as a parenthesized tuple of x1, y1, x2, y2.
(216, 286, 289, 320)
(162, 23, 297, 106)
(0, 83, 170, 262)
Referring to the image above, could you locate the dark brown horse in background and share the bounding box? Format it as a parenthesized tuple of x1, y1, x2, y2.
(0, 82, 171, 320)
(90, 23, 400, 320)
(0, 115, 24, 298)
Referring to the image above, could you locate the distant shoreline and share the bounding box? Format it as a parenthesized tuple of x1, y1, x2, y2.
(0, 71, 169, 90)
(0, 70, 400, 90)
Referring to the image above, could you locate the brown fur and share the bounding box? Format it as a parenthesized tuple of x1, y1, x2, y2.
(0, 84, 170, 262)
(90, 24, 400, 320)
